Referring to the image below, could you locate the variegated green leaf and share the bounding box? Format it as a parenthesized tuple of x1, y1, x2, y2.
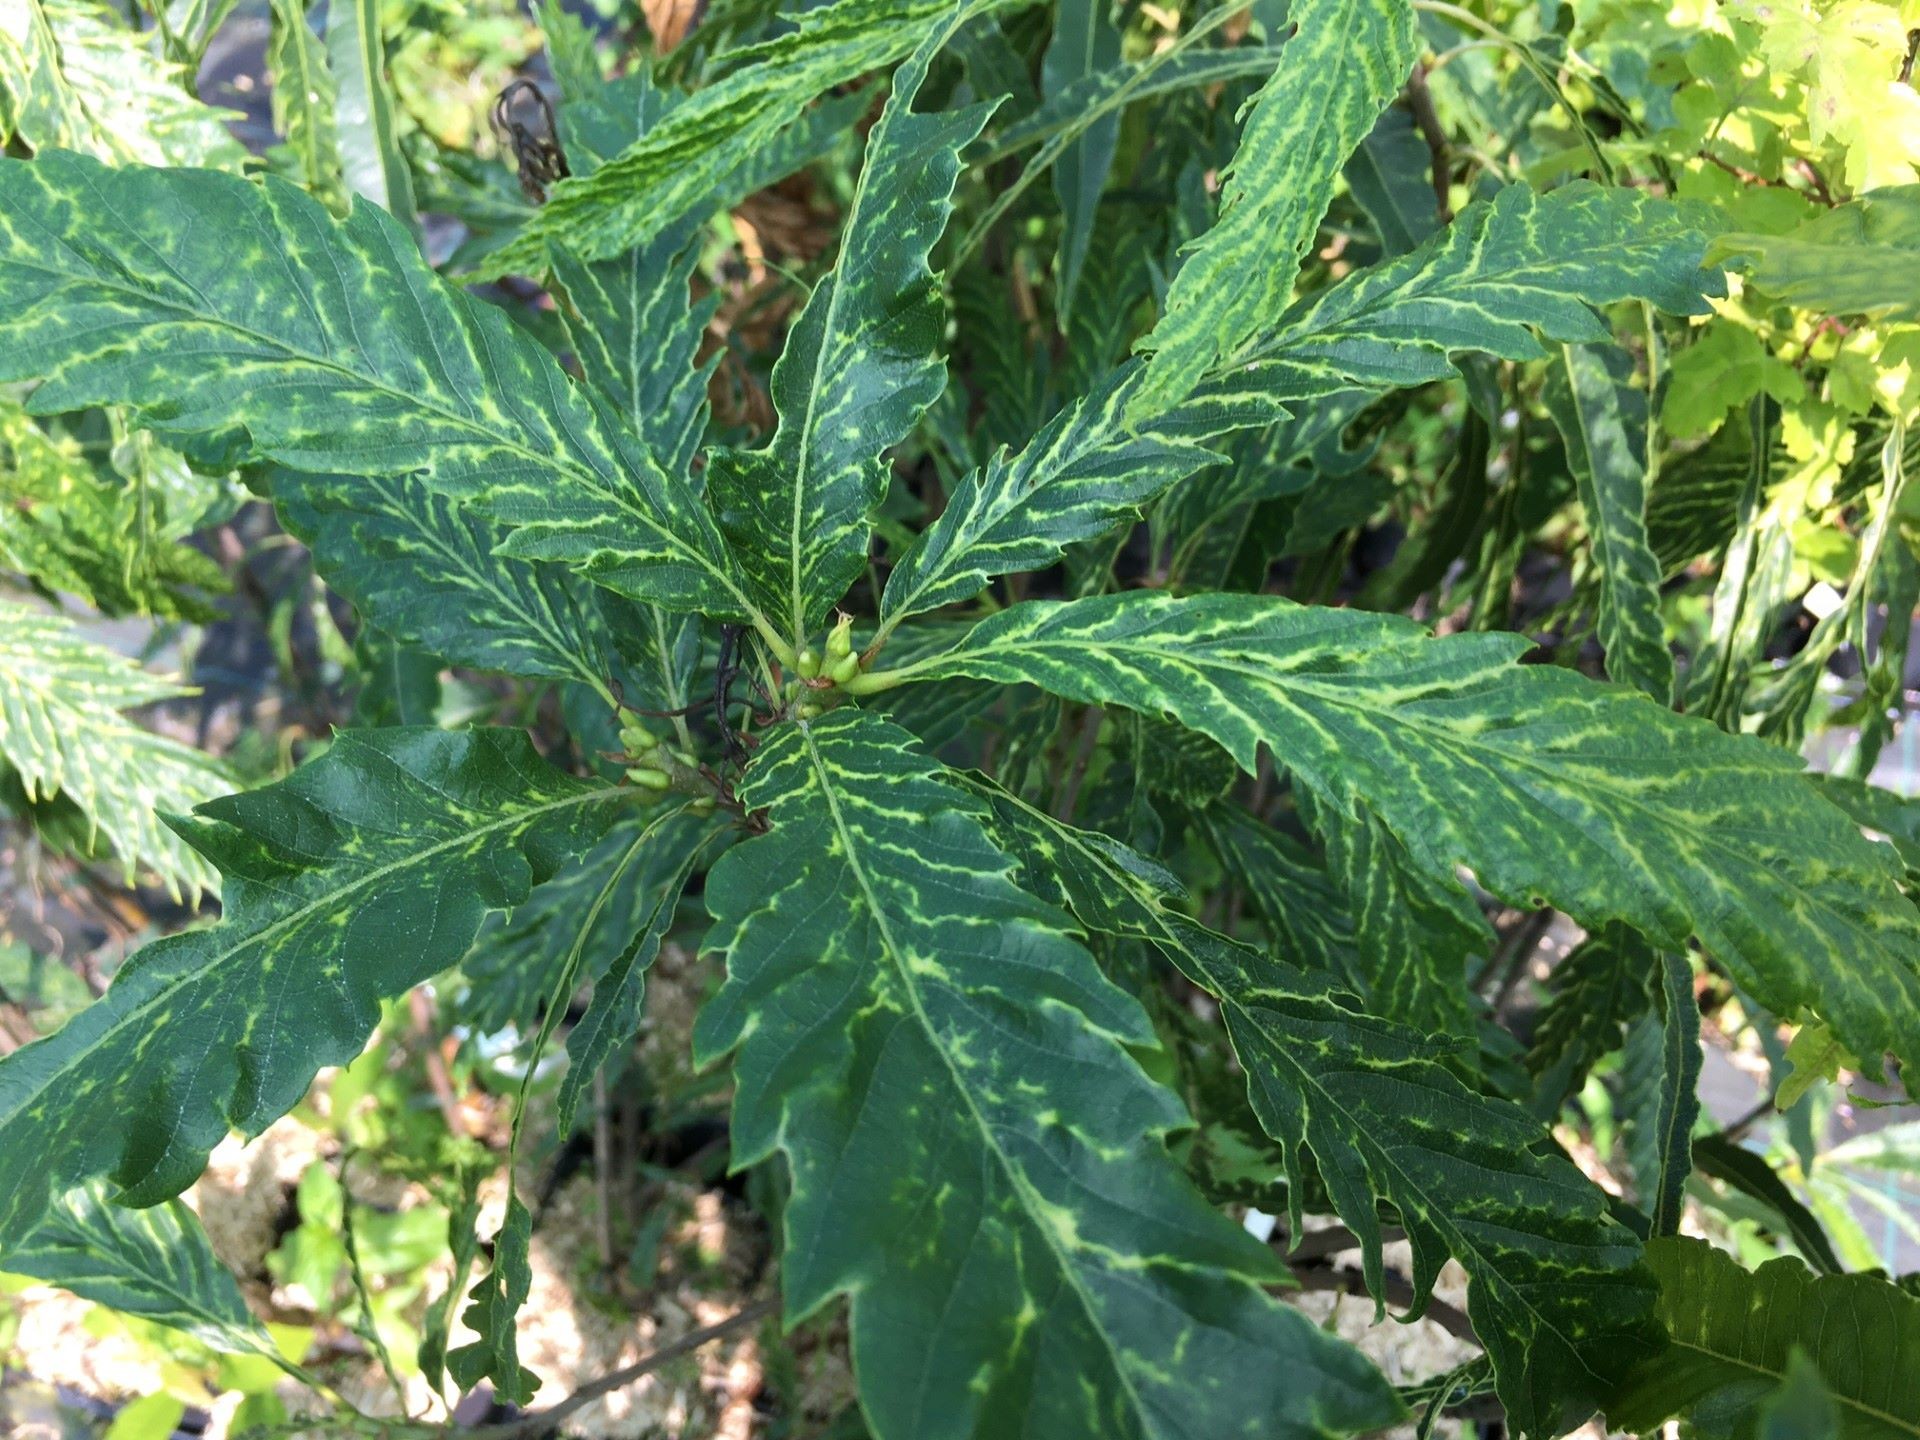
(1545, 344, 1674, 702)
(1130, 0, 1417, 417)
(708, 6, 994, 642)
(0, 600, 230, 897)
(265, 0, 343, 205)
(478, 0, 971, 280)
(1606, 1236, 1920, 1438)
(0, 0, 245, 168)
(1298, 788, 1488, 1041)
(550, 221, 717, 480)
(1234, 183, 1722, 400)
(274, 470, 616, 692)
(1708, 186, 1920, 322)
(879, 365, 1281, 628)
(0, 150, 763, 632)
(869, 592, 1920, 1077)
(4, 1181, 270, 1355)
(695, 708, 1402, 1440)
(1526, 924, 1655, 1115)
(962, 775, 1662, 1438)
(0, 727, 627, 1253)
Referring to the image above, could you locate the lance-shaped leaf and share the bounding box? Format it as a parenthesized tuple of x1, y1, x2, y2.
(1545, 344, 1673, 701)
(0, 149, 757, 627)
(0, 601, 231, 898)
(708, 9, 994, 641)
(550, 219, 717, 480)
(959, 775, 1661, 1438)
(880, 365, 1281, 626)
(1234, 183, 1722, 399)
(1708, 187, 1920, 322)
(4, 1181, 270, 1355)
(1130, 0, 1416, 417)
(1042, 0, 1121, 318)
(0, 728, 627, 1253)
(695, 709, 1401, 1440)
(1606, 1236, 1920, 1438)
(275, 471, 615, 690)
(876, 591, 1920, 1077)
(0, 0, 245, 168)
(479, 0, 970, 279)
(266, 0, 343, 205)
(325, 0, 415, 226)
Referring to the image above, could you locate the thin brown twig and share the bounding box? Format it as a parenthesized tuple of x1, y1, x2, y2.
(1052, 705, 1106, 822)
(1405, 64, 1454, 224)
(1288, 1261, 1479, 1344)
(460, 1299, 778, 1439)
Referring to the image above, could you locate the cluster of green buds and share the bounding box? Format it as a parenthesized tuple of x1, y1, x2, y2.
(791, 613, 862, 720)
(618, 716, 710, 811)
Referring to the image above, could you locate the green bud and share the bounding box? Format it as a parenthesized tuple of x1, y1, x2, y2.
(688, 796, 717, 816)
(825, 612, 854, 660)
(670, 748, 700, 769)
(625, 765, 672, 791)
(829, 652, 861, 686)
(793, 700, 823, 720)
(618, 719, 658, 752)
(795, 648, 819, 678)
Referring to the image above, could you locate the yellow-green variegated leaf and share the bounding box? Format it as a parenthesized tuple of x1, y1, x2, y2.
(0, 149, 760, 628)
(1129, 0, 1416, 417)
(477, 0, 977, 281)
(274, 470, 617, 690)
(0, 0, 245, 169)
(877, 592, 1920, 1078)
(1708, 186, 1920, 322)
(4, 1181, 270, 1356)
(707, 6, 994, 641)
(879, 364, 1282, 626)
(0, 601, 231, 898)
(1234, 183, 1722, 401)
(265, 0, 343, 205)
(1544, 344, 1674, 702)
(959, 775, 1661, 1439)
(695, 708, 1402, 1440)
(0, 728, 627, 1254)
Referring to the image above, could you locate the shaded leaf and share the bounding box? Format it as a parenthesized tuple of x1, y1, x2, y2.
(1606, 1236, 1920, 1438)
(325, 0, 416, 226)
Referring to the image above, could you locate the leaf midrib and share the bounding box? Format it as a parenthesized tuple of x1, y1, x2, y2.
(0, 781, 626, 1128)
(797, 722, 1152, 1427)
(1660, 1334, 1920, 1435)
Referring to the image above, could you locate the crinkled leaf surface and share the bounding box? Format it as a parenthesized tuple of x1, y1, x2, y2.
(707, 5, 993, 640)
(0, 728, 625, 1253)
(1131, 0, 1416, 416)
(962, 775, 1661, 1439)
(4, 1180, 268, 1354)
(886, 592, 1920, 1075)
(1606, 1236, 1920, 1438)
(0, 150, 755, 624)
(695, 708, 1401, 1440)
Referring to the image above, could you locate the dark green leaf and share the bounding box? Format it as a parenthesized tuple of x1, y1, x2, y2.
(1606, 1236, 1920, 1438)
(696, 709, 1402, 1440)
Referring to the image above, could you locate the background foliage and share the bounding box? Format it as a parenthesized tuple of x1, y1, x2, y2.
(2, 0, 1919, 1437)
